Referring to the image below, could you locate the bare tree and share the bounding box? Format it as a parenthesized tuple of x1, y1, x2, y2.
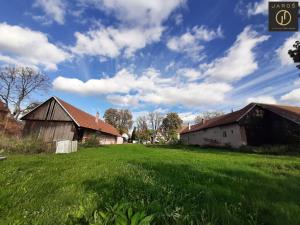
(118, 109, 133, 134)
(194, 111, 224, 124)
(148, 112, 163, 142)
(136, 115, 149, 142)
(0, 66, 50, 118)
(22, 102, 41, 115)
(0, 67, 17, 106)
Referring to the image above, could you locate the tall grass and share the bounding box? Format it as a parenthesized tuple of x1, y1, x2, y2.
(0, 144, 299, 225)
(0, 135, 52, 154)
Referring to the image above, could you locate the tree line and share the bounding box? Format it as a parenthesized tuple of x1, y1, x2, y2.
(104, 109, 184, 143)
(103, 108, 224, 144)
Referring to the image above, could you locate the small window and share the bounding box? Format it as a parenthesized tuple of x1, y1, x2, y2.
(231, 130, 234, 134)
(255, 109, 264, 118)
(223, 131, 227, 137)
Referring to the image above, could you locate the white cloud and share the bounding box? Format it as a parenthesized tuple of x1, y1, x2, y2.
(73, 0, 185, 59)
(53, 69, 137, 94)
(139, 82, 232, 106)
(202, 26, 269, 82)
(165, 61, 176, 71)
(247, 0, 269, 16)
(72, 26, 163, 58)
(177, 68, 202, 81)
(247, 0, 287, 16)
(174, 14, 183, 25)
(247, 0, 299, 16)
(247, 95, 277, 104)
(53, 68, 232, 107)
(294, 78, 300, 86)
(106, 94, 139, 106)
(178, 112, 197, 123)
(79, 0, 186, 27)
(276, 32, 300, 65)
(34, 0, 66, 25)
(167, 26, 223, 60)
(0, 23, 70, 70)
(281, 88, 300, 103)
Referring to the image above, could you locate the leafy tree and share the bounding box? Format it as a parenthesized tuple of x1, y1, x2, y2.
(104, 108, 119, 128)
(104, 108, 133, 134)
(0, 67, 50, 118)
(161, 112, 183, 142)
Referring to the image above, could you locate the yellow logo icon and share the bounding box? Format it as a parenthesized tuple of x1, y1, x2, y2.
(275, 10, 292, 26)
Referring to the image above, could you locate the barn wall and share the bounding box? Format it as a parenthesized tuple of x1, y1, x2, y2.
(269, 113, 300, 145)
(23, 98, 72, 121)
(180, 124, 246, 148)
(240, 106, 300, 146)
(83, 129, 117, 144)
(23, 121, 76, 142)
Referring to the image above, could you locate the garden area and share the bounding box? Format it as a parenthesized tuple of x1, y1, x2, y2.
(0, 144, 300, 225)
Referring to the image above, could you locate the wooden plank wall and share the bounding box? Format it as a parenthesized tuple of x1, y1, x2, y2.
(23, 121, 75, 142)
(23, 98, 72, 121)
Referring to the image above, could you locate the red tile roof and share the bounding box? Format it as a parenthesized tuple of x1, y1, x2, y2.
(55, 97, 120, 137)
(181, 102, 300, 134)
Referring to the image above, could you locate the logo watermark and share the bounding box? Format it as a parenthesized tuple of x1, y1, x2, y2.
(269, 1, 298, 31)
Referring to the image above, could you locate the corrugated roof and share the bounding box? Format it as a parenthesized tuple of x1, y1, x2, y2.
(55, 97, 120, 137)
(181, 102, 300, 134)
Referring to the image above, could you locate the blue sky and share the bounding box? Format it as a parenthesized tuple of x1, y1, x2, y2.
(1, 0, 300, 122)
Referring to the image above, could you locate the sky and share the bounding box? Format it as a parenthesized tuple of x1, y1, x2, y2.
(1, 0, 300, 123)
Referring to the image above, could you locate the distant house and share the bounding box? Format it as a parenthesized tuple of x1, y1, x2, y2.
(0, 101, 23, 137)
(180, 103, 300, 148)
(21, 97, 122, 144)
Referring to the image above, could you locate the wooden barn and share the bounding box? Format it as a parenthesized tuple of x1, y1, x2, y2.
(21, 97, 121, 144)
(180, 103, 300, 148)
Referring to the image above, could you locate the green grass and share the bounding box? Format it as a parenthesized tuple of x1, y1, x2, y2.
(1, 144, 300, 225)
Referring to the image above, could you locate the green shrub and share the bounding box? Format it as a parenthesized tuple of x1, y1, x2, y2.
(80, 135, 101, 148)
(0, 135, 50, 154)
(239, 145, 300, 155)
(66, 204, 154, 225)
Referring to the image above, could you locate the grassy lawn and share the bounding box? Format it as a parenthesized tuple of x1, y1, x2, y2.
(1, 144, 300, 225)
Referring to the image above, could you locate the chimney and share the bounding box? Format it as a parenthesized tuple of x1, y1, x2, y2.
(202, 118, 206, 124)
(188, 123, 191, 130)
(95, 112, 99, 123)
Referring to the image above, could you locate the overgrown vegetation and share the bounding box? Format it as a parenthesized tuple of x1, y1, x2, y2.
(0, 144, 300, 225)
(239, 144, 300, 155)
(79, 135, 101, 148)
(0, 135, 51, 154)
(66, 203, 153, 225)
